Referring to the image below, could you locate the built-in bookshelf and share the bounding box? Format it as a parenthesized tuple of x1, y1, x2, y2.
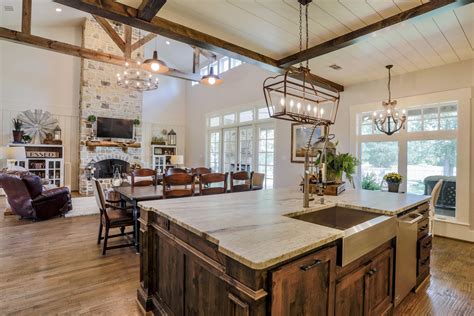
(151, 145, 176, 174)
(9, 144, 64, 187)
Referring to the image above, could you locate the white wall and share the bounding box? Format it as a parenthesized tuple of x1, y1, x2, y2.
(0, 26, 82, 190)
(185, 63, 349, 189)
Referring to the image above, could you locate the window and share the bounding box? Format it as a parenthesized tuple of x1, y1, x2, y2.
(209, 131, 220, 172)
(223, 113, 236, 125)
(220, 57, 229, 73)
(206, 106, 275, 189)
(209, 116, 220, 127)
(360, 142, 398, 188)
(231, 58, 242, 68)
(407, 140, 457, 216)
(356, 101, 458, 217)
(239, 110, 253, 122)
(258, 126, 274, 189)
(258, 107, 270, 120)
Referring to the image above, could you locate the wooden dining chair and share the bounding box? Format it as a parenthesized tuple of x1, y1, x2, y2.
(199, 173, 228, 195)
(162, 173, 195, 199)
(93, 179, 134, 255)
(166, 167, 188, 175)
(252, 172, 265, 190)
(230, 171, 254, 192)
(131, 168, 158, 187)
(192, 167, 212, 176)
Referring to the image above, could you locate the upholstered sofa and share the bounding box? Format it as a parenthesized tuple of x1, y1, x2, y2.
(0, 171, 72, 220)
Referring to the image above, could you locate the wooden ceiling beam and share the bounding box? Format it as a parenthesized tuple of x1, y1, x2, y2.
(0, 27, 200, 82)
(22, 0, 32, 34)
(53, 0, 344, 92)
(93, 15, 126, 52)
(137, 0, 167, 22)
(278, 0, 473, 68)
(124, 25, 132, 58)
(131, 32, 157, 51)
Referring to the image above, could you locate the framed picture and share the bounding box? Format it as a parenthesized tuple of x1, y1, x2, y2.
(291, 123, 322, 163)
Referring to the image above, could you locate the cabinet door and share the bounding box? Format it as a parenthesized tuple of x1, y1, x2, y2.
(271, 246, 336, 316)
(335, 264, 367, 316)
(365, 248, 394, 316)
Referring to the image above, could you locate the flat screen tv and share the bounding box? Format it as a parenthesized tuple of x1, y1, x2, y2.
(96, 117, 134, 139)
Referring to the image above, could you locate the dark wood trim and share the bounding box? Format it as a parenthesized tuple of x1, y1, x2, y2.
(278, 0, 473, 67)
(131, 32, 156, 51)
(22, 0, 32, 34)
(123, 25, 132, 58)
(53, 0, 344, 92)
(137, 0, 167, 22)
(93, 15, 126, 52)
(0, 27, 200, 82)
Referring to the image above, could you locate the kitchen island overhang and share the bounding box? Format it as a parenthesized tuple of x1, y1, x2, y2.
(137, 188, 430, 315)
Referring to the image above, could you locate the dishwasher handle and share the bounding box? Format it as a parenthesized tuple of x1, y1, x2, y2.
(399, 212, 424, 225)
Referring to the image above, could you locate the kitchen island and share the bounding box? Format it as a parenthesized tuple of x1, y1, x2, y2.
(137, 189, 430, 315)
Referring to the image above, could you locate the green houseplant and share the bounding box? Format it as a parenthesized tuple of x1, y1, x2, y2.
(12, 118, 24, 143)
(361, 173, 381, 191)
(383, 172, 403, 193)
(317, 151, 359, 188)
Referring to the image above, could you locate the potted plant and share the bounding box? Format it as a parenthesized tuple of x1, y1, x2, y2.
(316, 151, 359, 188)
(133, 118, 140, 126)
(384, 172, 403, 193)
(12, 118, 24, 143)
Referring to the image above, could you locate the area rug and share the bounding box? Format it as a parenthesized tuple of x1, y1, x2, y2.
(66, 196, 99, 218)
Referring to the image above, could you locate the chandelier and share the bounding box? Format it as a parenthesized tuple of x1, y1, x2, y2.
(116, 53, 159, 91)
(373, 65, 406, 135)
(263, 0, 340, 126)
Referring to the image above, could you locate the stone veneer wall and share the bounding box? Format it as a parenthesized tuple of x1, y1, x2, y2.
(79, 18, 143, 195)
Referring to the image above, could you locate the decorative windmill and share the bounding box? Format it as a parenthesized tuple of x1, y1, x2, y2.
(17, 109, 59, 144)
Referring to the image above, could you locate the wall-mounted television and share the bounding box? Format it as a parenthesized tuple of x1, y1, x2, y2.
(96, 117, 134, 139)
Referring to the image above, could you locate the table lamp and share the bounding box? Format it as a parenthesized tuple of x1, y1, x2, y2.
(170, 155, 184, 167)
(1, 146, 26, 170)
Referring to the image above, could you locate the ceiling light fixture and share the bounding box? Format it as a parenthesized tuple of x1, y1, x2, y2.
(55, 7, 62, 12)
(263, 0, 340, 125)
(165, 40, 170, 45)
(373, 65, 406, 135)
(200, 56, 223, 86)
(143, 36, 169, 74)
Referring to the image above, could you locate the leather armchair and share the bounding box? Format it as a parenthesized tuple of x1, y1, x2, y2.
(0, 171, 72, 220)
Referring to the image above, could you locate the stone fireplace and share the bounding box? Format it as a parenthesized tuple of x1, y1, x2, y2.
(79, 17, 143, 195)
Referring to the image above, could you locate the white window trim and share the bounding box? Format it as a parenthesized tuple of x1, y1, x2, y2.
(350, 88, 471, 231)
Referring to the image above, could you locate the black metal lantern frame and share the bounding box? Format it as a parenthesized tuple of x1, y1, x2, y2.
(263, 67, 340, 125)
(167, 129, 177, 146)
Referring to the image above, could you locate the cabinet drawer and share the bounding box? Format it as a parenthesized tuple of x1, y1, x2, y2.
(417, 233, 432, 259)
(417, 218, 429, 240)
(417, 254, 430, 277)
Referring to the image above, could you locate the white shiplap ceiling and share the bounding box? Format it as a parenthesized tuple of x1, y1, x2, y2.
(2, 0, 473, 85)
(118, 0, 474, 85)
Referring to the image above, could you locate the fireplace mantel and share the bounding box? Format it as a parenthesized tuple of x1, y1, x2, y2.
(84, 140, 141, 152)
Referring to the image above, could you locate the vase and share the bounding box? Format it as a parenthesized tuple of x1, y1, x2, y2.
(387, 181, 400, 193)
(12, 130, 24, 143)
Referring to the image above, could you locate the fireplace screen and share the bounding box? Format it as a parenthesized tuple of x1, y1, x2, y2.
(94, 159, 130, 179)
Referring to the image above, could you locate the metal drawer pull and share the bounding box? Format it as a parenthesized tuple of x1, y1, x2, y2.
(366, 268, 377, 276)
(300, 259, 322, 271)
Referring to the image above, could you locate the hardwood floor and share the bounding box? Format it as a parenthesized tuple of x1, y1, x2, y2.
(1, 205, 472, 315)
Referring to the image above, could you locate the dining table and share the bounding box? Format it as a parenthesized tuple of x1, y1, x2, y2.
(113, 185, 163, 252)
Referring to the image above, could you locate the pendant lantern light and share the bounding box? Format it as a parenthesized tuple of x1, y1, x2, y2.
(143, 36, 169, 74)
(200, 56, 223, 86)
(263, 0, 340, 126)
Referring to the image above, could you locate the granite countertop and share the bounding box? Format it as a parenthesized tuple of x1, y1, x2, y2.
(139, 188, 430, 270)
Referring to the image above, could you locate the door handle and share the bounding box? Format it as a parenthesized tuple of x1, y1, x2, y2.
(300, 259, 322, 271)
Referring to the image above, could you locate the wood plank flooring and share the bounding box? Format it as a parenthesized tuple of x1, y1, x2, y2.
(1, 205, 473, 315)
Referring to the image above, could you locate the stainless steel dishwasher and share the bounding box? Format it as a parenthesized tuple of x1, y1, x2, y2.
(394, 210, 425, 307)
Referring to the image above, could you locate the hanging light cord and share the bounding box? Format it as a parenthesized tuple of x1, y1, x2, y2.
(388, 67, 392, 102)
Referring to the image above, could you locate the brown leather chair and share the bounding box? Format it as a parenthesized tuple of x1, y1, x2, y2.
(93, 179, 134, 255)
(230, 171, 254, 192)
(131, 168, 158, 186)
(166, 168, 188, 175)
(0, 171, 72, 220)
(199, 173, 228, 195)
(162, 173, 195, 199)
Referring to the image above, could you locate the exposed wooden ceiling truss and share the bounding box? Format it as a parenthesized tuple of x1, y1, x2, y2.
(137, 0, 167, 22)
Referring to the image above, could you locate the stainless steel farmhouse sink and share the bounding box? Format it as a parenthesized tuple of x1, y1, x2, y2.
(289, 207, 397, 266)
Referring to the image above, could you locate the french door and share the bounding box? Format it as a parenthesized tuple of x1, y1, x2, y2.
(223, 126, 253, 172)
